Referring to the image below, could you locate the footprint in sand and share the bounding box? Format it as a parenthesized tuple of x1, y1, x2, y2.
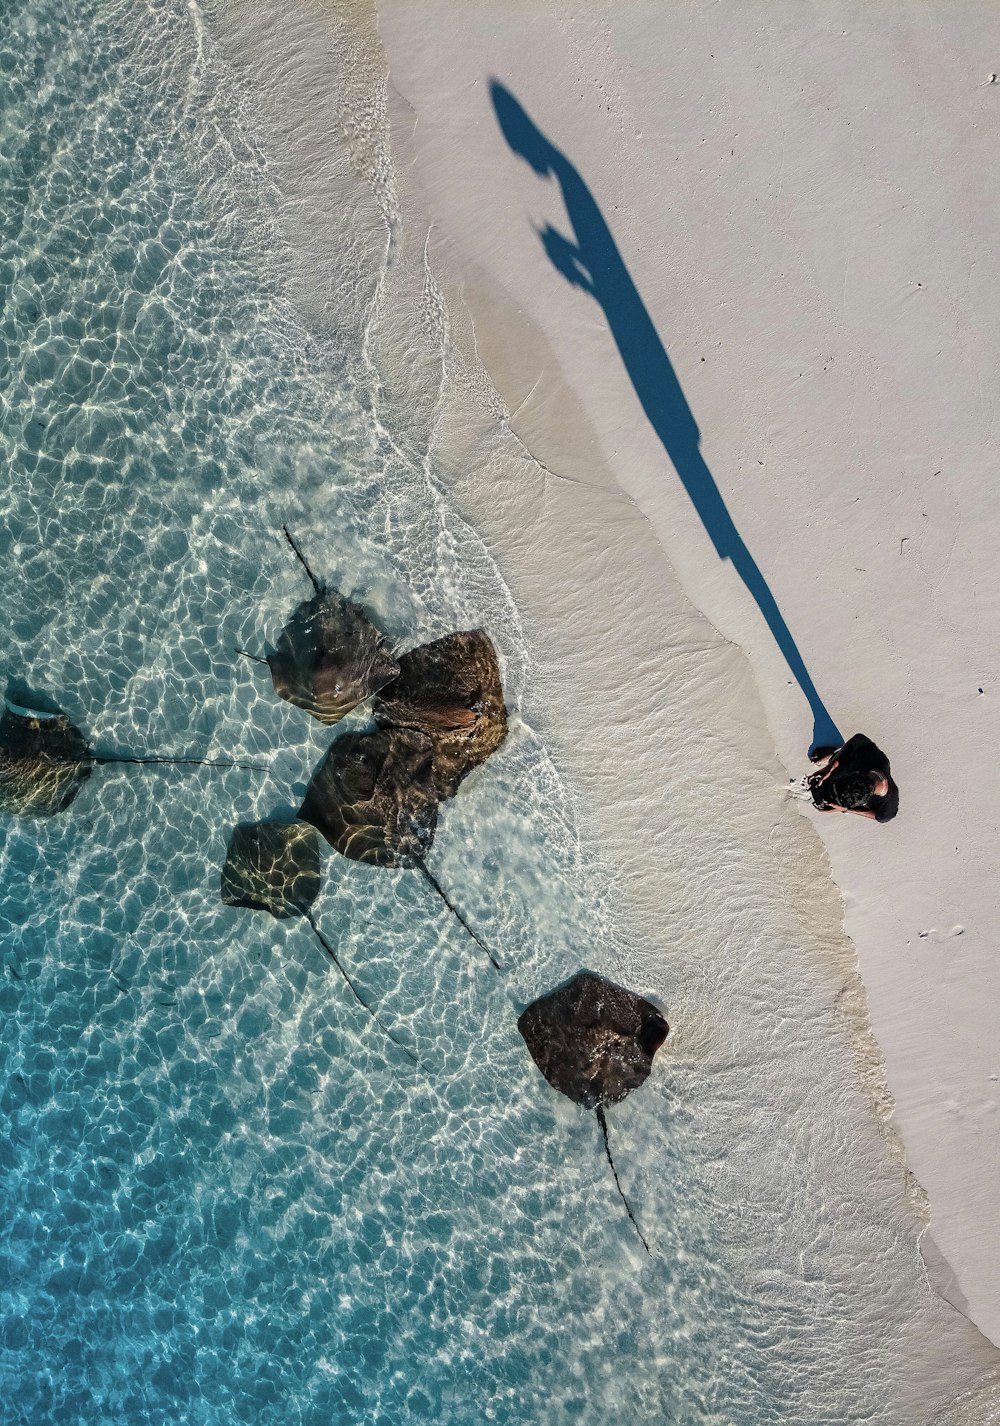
(917, 925, 965, 942)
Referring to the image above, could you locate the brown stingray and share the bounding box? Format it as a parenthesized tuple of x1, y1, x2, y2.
(0, 697, 268, 819)
(238, 527, 398, 726)
(220, 818, 417, 1064)
(298, 727, 438, 868)
(299, 727, 501, 969)
(220, 819, 322, 920)
(518, 971, 670, 1254)
(373, 630, 507, 797)
(0, 701, 93, 816)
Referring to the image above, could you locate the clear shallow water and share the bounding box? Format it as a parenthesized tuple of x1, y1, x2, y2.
(0, 3, 985, 1423)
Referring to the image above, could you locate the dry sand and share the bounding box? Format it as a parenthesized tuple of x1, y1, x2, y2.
(373, 0, 1000, 1353)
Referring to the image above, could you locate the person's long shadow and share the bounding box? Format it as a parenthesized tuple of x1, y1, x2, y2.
(490, 80, 841, 753)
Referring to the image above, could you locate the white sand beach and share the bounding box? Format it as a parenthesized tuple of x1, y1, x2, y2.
(200, 0, 1000, 1416)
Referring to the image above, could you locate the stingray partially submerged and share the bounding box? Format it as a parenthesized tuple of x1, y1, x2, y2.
(298, 727, 437, 867)
(518, 971, 669, 1253)
(0, 702, 94, 816)
(373, 630, 508, 798)
(238, 527, 399, 726)
(299, 727, 500, 969)
(0, 698, 265, 818)
(220, 818, 417, 1063)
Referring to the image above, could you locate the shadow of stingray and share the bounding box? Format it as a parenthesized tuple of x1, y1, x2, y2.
(490, 80, 841, 752)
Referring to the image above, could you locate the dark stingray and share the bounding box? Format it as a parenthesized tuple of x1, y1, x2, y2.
(298, 727, 437, 866)
(220, 818, 323, 920)
(518, 971, 670, 1254)
(0, 702, 93, 816)
(220, 818, 417, 1064)
(0, 699, 266, 818)
(299, 727, 501, 970)
(238, 527, 399, 726)
(373, 629, 507, 798)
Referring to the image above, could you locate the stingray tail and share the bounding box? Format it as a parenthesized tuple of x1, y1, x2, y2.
(281, 525, 323, 596)
(234, 647, 269, 667)
(416, 861, 501, 971)
(303, 910, 419, 1067)
(92, 754, 270, 772)
(596, 1104, 651, 1256)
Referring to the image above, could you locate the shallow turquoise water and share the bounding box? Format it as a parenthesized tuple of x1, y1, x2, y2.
(0, 4, 946, 1424)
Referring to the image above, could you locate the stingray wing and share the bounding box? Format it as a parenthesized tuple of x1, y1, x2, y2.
(374, 630, 507, 798)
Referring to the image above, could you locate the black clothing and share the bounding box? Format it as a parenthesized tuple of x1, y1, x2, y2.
(837, 733, 890, 778)
(809, 732, 899, 822)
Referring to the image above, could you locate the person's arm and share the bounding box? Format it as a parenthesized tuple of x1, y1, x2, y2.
(807, 757, 839, 794)
(812, 802, 877, 820)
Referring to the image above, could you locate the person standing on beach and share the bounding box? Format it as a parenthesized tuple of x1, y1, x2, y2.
(807, 734, 899, 822)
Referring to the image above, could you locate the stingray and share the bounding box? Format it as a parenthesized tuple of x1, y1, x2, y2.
(298, 727, 501, 969)
(220, 818, 417, 1064)
(0, 699, 266, 818)
(0, 701, 94, 816)
(373, 629, 508, 798)
(517, 971, 669, 1254)
(237, 527, 399, 726)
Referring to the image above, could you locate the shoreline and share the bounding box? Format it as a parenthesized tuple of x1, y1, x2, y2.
(374, 0, 1000, 1360)
(199, 0, 1000, 1417)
